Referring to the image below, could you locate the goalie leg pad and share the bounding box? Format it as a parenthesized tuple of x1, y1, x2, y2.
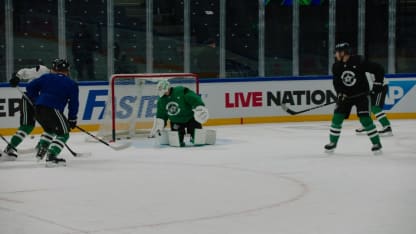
(168, 131, 182, 147)
(193, 129, 216, 145)
(156, 130, 169, 145)
(205, 129, 216, 145)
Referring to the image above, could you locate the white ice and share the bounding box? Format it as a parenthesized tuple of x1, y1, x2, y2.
(1, 120, 415, 234)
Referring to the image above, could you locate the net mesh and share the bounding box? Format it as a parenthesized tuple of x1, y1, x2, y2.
(97, 73, 199, 141)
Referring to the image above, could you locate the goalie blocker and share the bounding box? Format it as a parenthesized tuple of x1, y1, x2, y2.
(156, 129, 216, 147)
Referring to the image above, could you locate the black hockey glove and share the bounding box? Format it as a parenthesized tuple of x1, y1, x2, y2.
(9, 72, 20, 87)
(337, 93, 347, 105)
(68, 119, 77, 129)
(371, 83, 383, 94)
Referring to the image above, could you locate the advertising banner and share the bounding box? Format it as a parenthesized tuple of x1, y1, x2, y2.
(0, 75, 415, 133)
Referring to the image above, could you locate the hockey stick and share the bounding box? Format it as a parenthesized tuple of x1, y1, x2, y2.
(0, 134, 18, 152)
(281, 91, 370, 115)
(15, 87, 88, 156)
(281, 101, 336, 115)
(64, 143, 92, 157)
(75, 126, 131, 150)
(0, 133, 36, 154)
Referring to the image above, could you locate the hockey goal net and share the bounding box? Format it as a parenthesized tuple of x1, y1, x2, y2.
(97, 73, 199, 141)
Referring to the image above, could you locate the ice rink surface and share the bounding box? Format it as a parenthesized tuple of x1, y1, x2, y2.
(1, 120, 415, 234)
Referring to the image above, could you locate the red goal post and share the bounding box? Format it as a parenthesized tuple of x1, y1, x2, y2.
(106, 73, 199, 142)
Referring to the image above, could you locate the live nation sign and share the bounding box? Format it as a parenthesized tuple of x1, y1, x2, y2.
(224, 90, 337, 108)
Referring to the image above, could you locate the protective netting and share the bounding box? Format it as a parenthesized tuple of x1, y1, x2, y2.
(97, 73, 199, 141)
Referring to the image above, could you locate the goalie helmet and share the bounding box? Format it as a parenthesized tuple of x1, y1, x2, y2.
(335, 42, 351, 54)
(156, 79, 170, 97)
(52, 58, 70, 71)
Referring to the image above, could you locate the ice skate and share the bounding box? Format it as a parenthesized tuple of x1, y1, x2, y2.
(378, 126, 393, 137)
(371, 143, 382, 155)
(45, 154, 66, 168)
(324, 142, 337, 153)
(36, 146, 48, 161)
(1, 145, 18, 161)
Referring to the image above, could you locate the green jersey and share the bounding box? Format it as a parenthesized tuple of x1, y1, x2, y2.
(156, 86, 205, 123)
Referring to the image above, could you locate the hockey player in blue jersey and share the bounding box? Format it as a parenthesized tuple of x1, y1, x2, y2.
(26, 59, 79, 167)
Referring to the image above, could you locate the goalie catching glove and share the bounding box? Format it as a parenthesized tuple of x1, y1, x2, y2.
(148, 118, 165, 138)
(193, 106, 209, 124)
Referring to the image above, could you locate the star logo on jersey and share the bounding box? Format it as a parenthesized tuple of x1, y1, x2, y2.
(341, 70, 357, 87)
(166, 101, 180, 116)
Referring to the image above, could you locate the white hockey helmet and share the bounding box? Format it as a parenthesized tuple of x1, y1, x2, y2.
(156, 79, 170, 97)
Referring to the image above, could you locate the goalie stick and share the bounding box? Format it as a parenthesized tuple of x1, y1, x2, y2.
(281, 101, 336, 115)
(76, 126, 131, 150)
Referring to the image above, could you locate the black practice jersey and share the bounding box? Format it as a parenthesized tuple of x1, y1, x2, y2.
(331, 55, 384, 97)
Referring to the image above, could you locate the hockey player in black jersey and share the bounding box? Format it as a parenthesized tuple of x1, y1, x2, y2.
(325, 42, 382, 154)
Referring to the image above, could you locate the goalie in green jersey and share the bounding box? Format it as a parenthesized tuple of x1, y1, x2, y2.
(149, 79, 215, 147)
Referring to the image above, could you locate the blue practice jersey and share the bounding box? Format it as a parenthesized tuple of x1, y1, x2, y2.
(26, 73, 79, 120)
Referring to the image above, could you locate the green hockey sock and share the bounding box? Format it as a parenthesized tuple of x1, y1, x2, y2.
(10, 125, 35, 148)
(371, 106, 391, 128)
(359, 116, 381, 145)
(37, 132, 55, 149)
(48, 133, 69, 157)
(329, 113, 345, 144)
